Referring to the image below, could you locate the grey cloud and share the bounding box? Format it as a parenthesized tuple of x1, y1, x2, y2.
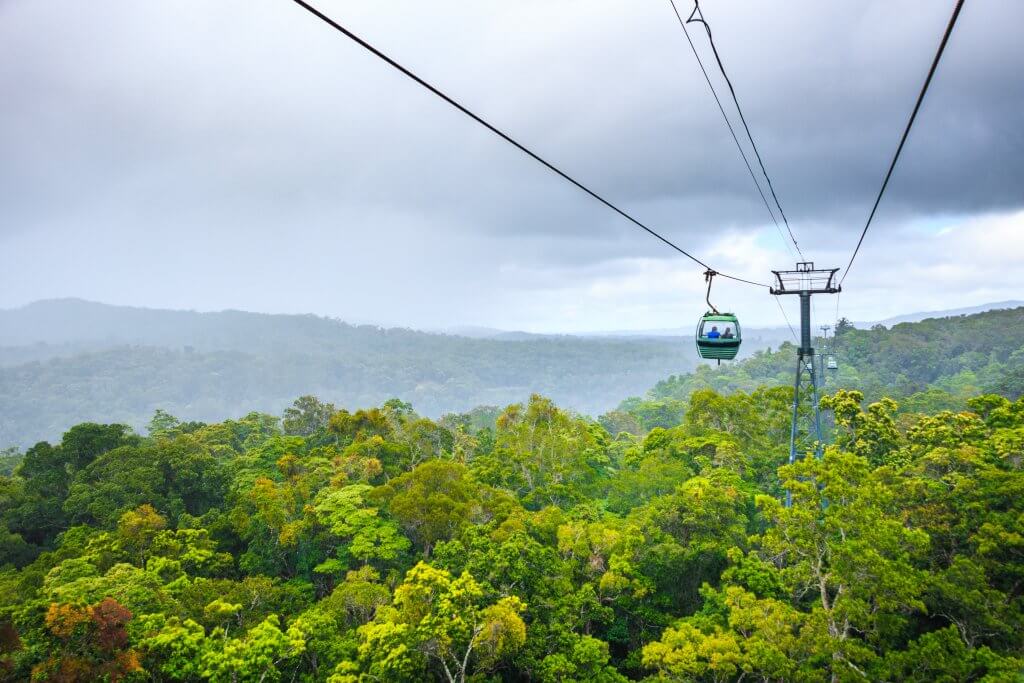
(0, 0, 1021, 330)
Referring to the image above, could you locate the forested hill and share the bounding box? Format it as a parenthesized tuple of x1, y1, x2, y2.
(616, 306, 1024, 430)
(0, 298, 484, 355)
(0, 301, 714, 447)
(0, 299, 792, 359)
(2, 301, 1022, 448)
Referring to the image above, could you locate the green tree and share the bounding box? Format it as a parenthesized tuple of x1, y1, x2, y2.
(63, 436, 227, 527)
(476, 395, 610, 509)
(758, 448, 930, 678)
(337, 562, 526, 683)
(374, 460, 483, 558)
(820, 389, 901, 466)
(148, 408, 182, 438)
(313, 483, 410, 573)
(283, 395, 337, 437)
(11, 423, 139, 546)
(201, 614, 306, 683)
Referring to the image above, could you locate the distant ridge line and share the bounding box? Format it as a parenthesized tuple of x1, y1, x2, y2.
(2, 297, 1022, 340)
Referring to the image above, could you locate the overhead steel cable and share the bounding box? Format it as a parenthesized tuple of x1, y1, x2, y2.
(666, 0, 794, 260)
(841, 0, 966, 286)
(679, 0, 804, 261)
(831, 290, 843, 366)
(289, 0, 770, 289)
(775, 297, 799, 344)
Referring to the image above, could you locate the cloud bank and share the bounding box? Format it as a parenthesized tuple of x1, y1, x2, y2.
(1, 0, 1021, 331)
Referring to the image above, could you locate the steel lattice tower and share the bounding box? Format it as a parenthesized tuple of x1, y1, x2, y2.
(770, 263, 841, 507)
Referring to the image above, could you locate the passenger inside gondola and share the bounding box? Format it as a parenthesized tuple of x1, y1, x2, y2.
(721, 326, 734, 339)
(706, 326, 720, 339)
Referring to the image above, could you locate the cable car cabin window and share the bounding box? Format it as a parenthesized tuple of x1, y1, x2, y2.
(698, 318, 741, 341)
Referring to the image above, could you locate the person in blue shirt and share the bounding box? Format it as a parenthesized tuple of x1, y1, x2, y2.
(706, 326, 720, 339)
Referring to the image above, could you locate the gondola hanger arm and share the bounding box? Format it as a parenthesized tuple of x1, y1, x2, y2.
(704, 269, 720, 314)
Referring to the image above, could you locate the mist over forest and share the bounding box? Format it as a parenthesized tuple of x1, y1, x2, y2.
(2, 299, 1023, 450)
(0, 299, 798, 447)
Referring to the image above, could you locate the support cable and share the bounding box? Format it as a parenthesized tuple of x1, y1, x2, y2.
(841, 0, 966, 285)
(666, 0, 796, 260)
(677, 0, 804, 260)
(290, 0, 770, 289)
(775, 297, 799, 344)
(832, 289, 843, 355)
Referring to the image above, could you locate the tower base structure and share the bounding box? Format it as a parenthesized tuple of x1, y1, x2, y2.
(770, 263, 840, 507)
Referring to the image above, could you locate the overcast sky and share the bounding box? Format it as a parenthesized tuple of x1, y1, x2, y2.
(1, 0, 1022, 333)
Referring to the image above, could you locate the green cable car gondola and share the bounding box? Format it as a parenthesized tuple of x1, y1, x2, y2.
(696, 313, 741, 362)
(695, 270, 742, 364)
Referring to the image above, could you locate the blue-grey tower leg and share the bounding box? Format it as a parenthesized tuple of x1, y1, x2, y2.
(811, 353, 824, 457)
(786, 353, 802, 508)
(772, 264, 840, 508)
(786, 292, 825, 508)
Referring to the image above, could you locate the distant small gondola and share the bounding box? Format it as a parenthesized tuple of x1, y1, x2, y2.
(695, 270, 741, 364)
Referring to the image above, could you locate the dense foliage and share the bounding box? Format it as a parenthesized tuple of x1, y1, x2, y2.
(1, 386, 1022, 681)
